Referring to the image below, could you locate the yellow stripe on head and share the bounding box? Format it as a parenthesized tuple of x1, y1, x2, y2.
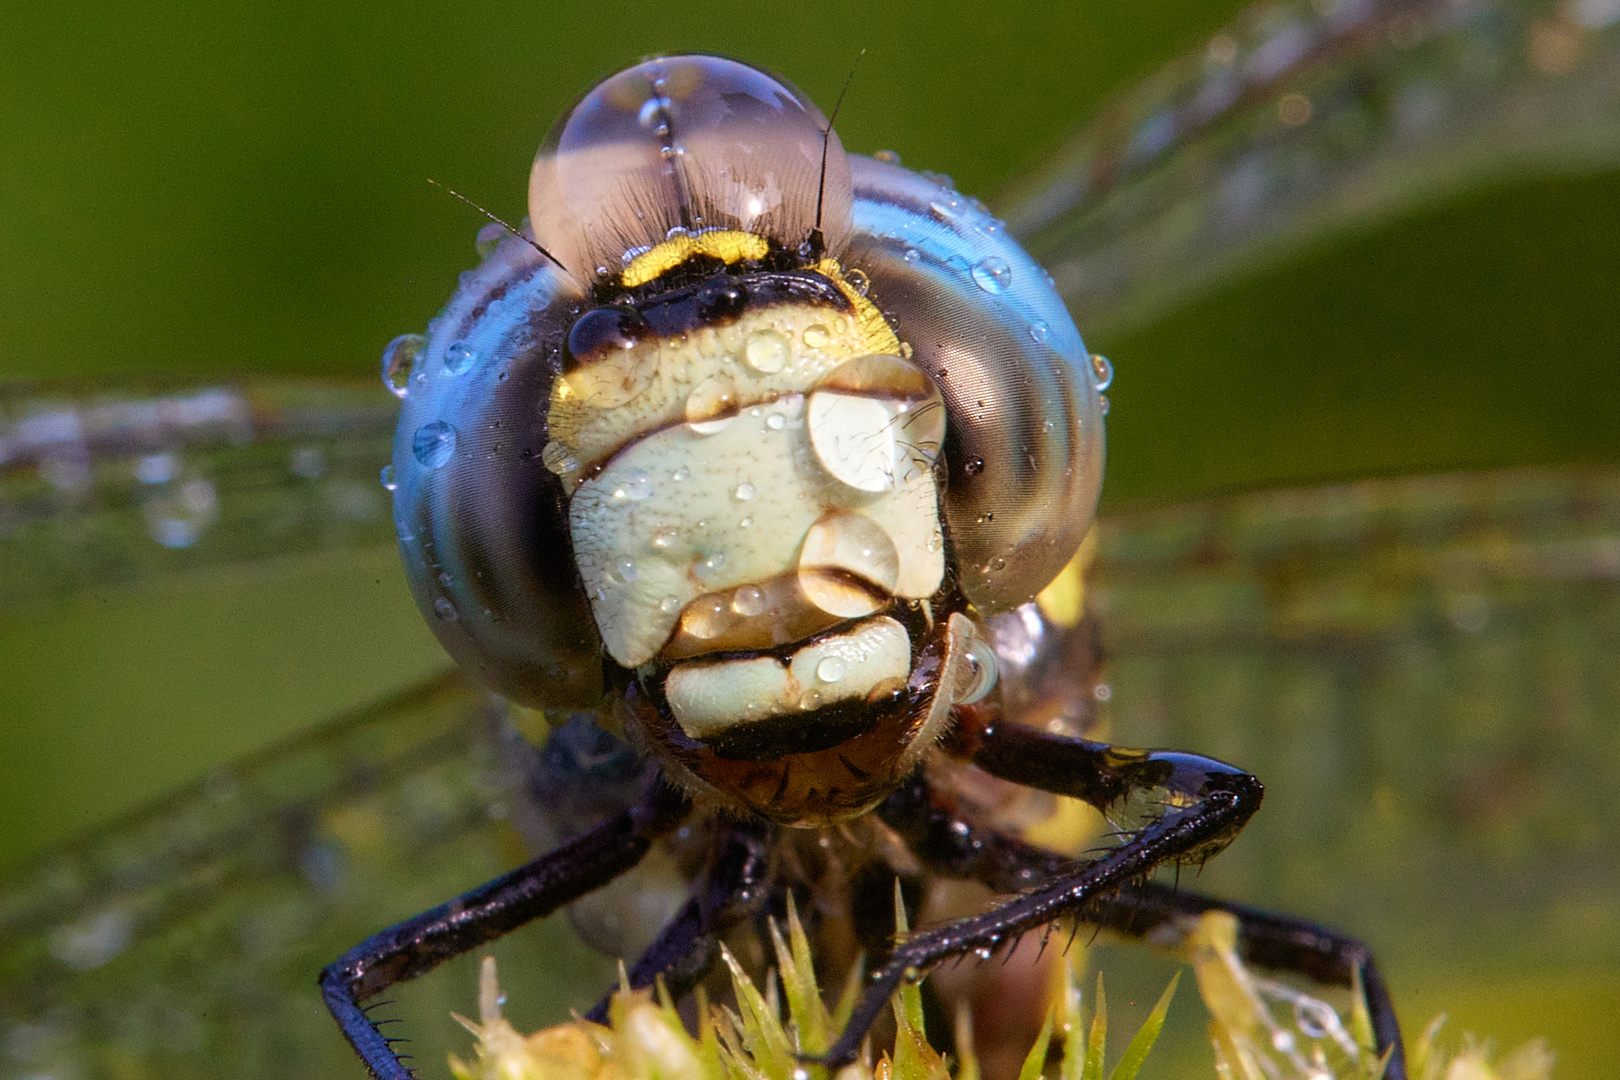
(620, 231, 772, 287)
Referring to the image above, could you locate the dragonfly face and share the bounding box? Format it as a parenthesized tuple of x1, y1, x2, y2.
(3, 5, 1619, 1079)
(388, 55, 1104, 827)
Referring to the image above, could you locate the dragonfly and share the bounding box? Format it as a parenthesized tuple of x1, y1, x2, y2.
(3, 1, 1619, 1077)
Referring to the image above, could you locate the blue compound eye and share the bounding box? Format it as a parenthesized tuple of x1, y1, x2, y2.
(529, 55, 852, 282)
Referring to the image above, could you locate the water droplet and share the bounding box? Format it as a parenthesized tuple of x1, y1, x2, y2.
(738, 516, 753, 528)
(695, 552, 726, 580)
(143, 478, 219, 549)
(742, 328, 789, 374)
(816, 656, 847, 684)
(1028, 320, 1050, 344)
(443, 340, 477, 374)
(1090, 353, 1114, 391)
(872, 149, 902, 165)
(685, 375, 738, 434)
(660, 595, 681, 614)
(611, 468, 654, 501)
(652, 526, 679, 549)
(733, 482, 755, 502)
(765, 412, 786, 431)
(434, 596, 459, 621)
(802, 324, 832, 349)
(731, 585, 766, 616)
(929, 197, 960, 220)
(671, 465, 690, 482)
(134, 452, 179, 485)
(903, 248, 921, 264)
(610, 556, 640, 584)
(974, 947, 992, 960)
(684, 595, 730, 638)
(381, 333, 425, 398)
(927, 530, 943, 553)
(844, 268, 870, 296)
(475, 221, 505, 258)
(957, 640, 999, 704)
(1099, 394, 1110, 415)
(541, 440, 578, 476)
(379, 464, 397, 491)
(964, 456, 985, 476)
(437, 571, 454, 588)
(412, 421, 457, 469)
(799, 690, 823, 710)
(971, 257, 1011, 294)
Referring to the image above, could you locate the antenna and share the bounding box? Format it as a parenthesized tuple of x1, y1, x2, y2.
(426, 179, 569, 274)
(812, 49, 866, 248)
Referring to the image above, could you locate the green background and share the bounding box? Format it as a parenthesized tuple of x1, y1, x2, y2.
(2, 0, 1616, 1071)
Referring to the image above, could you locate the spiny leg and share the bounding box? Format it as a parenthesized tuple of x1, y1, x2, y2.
(818, 721, 1263, 1068)
(876, 761, 1406, 1079)
(321, 778, 692, 1080)
(1093, 881, 1406, 1080)
(585, 818, 774, 1022)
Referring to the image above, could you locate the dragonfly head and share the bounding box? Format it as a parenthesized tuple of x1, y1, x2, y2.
(390, 55, 1107, 826)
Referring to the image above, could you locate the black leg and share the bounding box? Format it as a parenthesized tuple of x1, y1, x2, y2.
(875, 763, 1406, 1080)
(321, 777, 692, 1080)
(1093, 882, 1406, 1080)
(585, 818, 774, 1023)
(818, 722, 1263, 1067)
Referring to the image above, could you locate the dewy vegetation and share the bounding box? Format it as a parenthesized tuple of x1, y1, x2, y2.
(448, 895, 1551, 1080)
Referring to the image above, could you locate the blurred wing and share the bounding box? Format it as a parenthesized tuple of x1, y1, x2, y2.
(1000, 0, 1620, 339)
(0, 672, 614, 1080)
(1090, 464, 1620, 979)
(0, 377, 398, 607)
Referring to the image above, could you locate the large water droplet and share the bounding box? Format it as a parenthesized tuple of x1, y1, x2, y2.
(443, 340, 477, 374)
(816, 656, 847, 684)
(957, 639, 999, 704)
(742, 328, 789, 374)
(1090, 353, 1114, 391)
(611, 468, 654, 501)
(765, 412, 787, 431)
(684, 595, 731, 639)
(1028, 320, 1050, 344)
(475, 221, 505, 258)
(685, 375, 738, 434)
(412, 421, 458, 469)
(807, 354, 946, 492)
(799, 512, 900, 614)
(381, 333, 425, 398)
(731, 585, 766, 617)
(379, 463, 397, 491)
(903, 248, 921, 263)
(541, 440, 578, 476)
(802, 324, 832, 349)
(844, 268, 870, 296)
(733, 482, 755, 502)
(971, 257, 1011, 294)
(660, 595, 681, 614)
